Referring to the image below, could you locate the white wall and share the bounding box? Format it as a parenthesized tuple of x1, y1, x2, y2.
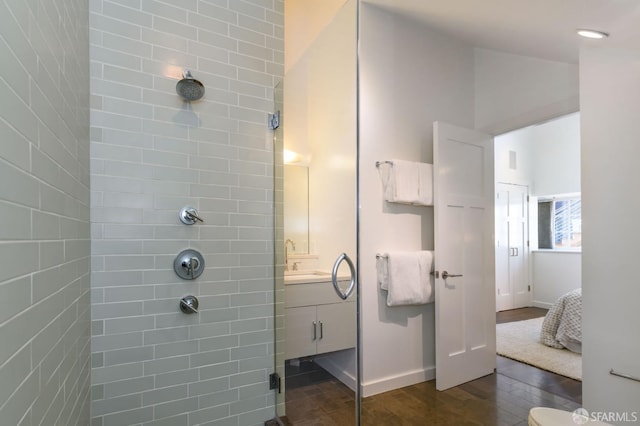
(475, 48, 579, 136)
(495, 113, 582, 307)
(285, 0, 348, 72)
(285, 1, 357, 271)
(359, 4, 475, 396)
(495, 112, 581, 196)
(0, 2, 91, 425)
(581, 46, 640, 420)
(307, 1, 357, 272)
(494, 126, 534, 187)
(531, 252, 581, 308)
(359, 7, 584, 396)
(531, 113, 581, 196)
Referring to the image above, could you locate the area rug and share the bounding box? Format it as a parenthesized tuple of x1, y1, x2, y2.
(496, 317, 582, 381)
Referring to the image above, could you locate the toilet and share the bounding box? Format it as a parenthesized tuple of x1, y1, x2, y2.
(528, 407, 613, 426)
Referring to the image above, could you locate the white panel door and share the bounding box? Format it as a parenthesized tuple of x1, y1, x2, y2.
(509, 185, 530, 308)
(495, 185, 512, 311)
(495, 183, 530, 311)
(434, 121, 496, 391)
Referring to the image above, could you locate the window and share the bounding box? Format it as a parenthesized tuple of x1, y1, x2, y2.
(538, 197, 581, 249)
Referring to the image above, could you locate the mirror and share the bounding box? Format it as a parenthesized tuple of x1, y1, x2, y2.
(283, 165, 309, 255)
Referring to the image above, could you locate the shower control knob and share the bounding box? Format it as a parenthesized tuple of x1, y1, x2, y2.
(179, 206, 204, 225)
(179, 295, 199, 314)
(173, 249, 205, 280)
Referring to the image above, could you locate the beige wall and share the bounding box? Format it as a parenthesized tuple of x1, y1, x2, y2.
(285, 0, 348, 71)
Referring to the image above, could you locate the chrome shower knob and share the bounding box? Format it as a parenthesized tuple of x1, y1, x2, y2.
(179, 206, 204, 225)
(179, 295, 199, 314)
(173, 249, 205, 280)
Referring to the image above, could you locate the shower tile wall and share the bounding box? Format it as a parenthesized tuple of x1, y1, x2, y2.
(0, 1, 91, 425)
(89, 1, 283, 425)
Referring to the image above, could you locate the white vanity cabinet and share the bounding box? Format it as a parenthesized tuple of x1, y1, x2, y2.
(284, 279, 355, 359)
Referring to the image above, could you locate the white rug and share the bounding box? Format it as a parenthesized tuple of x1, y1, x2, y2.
(496, 317, 582, 381)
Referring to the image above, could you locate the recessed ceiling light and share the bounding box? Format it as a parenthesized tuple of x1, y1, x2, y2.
(577, 29, 609, 39)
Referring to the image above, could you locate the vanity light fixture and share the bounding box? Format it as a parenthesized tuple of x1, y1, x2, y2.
(577, 29, 609, 39)
(283, 149, 310, 165)
(283, 149, 301, 164)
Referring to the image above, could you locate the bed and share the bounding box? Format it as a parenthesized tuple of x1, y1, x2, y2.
(540, 288, 582, 353)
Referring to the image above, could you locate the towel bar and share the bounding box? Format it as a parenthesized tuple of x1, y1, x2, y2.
(376, 253, 435, 275)
(375, 160, 393, 167)
(610, 369, 640, 383)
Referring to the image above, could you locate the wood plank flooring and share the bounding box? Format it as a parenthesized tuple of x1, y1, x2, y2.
(281, 308, 582, 425)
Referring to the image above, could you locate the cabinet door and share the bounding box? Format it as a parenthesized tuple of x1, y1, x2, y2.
(285, 306, 317, 359)
(316, 302, 356, 354)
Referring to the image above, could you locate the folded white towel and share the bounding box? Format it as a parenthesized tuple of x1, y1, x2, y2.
(380, 160, 433, 206)
(385, 251, 434, 306)
(385, 159, 420, 204)
(417, 163, 433, 206)
(376, 253, 389, 290)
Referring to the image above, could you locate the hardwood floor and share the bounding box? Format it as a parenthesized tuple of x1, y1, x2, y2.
(496, 307, 548, 324)
(281, 307, 582, 425)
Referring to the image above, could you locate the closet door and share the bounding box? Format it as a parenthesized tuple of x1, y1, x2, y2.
(509, 185, 530, 308)
(495, 183, 530, 311)
(495, 184, 513, 311)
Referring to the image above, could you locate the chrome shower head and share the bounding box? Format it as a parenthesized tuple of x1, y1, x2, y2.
(176, 70, 205, 101)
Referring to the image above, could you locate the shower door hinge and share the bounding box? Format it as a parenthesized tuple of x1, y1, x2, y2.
(268, 111, 280, 130)
(269, 372, 281, 393)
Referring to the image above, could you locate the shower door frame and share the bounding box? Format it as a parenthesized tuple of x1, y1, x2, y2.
(271, 0, 362, 423)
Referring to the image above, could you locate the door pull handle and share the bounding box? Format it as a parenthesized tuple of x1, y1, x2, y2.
(441, 271, 463, 280)
(331, 253, 356, 300)
(312, 321, 317, 340)
(319, 321, 323, 339)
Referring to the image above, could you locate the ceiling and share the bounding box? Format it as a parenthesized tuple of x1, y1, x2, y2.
(364, 0, 640, 63)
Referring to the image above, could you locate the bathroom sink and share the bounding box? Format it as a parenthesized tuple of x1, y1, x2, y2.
(284, 270, 331, 284)
(283, 270, 351, 284)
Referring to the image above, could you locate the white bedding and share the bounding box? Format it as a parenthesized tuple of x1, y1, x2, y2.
(540, 288, 582, 353)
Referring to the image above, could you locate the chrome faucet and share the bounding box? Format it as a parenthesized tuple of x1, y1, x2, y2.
(284, 239, 296, 271)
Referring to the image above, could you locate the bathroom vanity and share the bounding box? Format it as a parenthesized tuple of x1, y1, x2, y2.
(284, 272, 356, 359)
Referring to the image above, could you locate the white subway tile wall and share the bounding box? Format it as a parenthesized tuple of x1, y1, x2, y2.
(90, 1, 283, 425)
(0, 0, 91, 425)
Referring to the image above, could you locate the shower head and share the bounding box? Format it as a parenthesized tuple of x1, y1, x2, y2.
(176, 70, 205, 101)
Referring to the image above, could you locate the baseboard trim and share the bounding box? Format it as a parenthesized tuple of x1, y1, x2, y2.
(361, 367, 436, 398)
(531, 300, 553, 309)
(314, 357, 357, 392)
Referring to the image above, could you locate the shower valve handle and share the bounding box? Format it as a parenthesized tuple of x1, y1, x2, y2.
(185, 209, 203, 223)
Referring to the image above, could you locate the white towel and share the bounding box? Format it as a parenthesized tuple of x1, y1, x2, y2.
(376, 253, 389, 290)
(417, 163, 433, 206)
(380, 160, 433, 206)
(385, 251, 434, 306)
(384, 159, 420, 204)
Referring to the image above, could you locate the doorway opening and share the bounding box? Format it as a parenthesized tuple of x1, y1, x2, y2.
(493, 112, 582, 403)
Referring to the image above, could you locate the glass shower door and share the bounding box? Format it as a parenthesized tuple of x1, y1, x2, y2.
(274, 0, 359, 423)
